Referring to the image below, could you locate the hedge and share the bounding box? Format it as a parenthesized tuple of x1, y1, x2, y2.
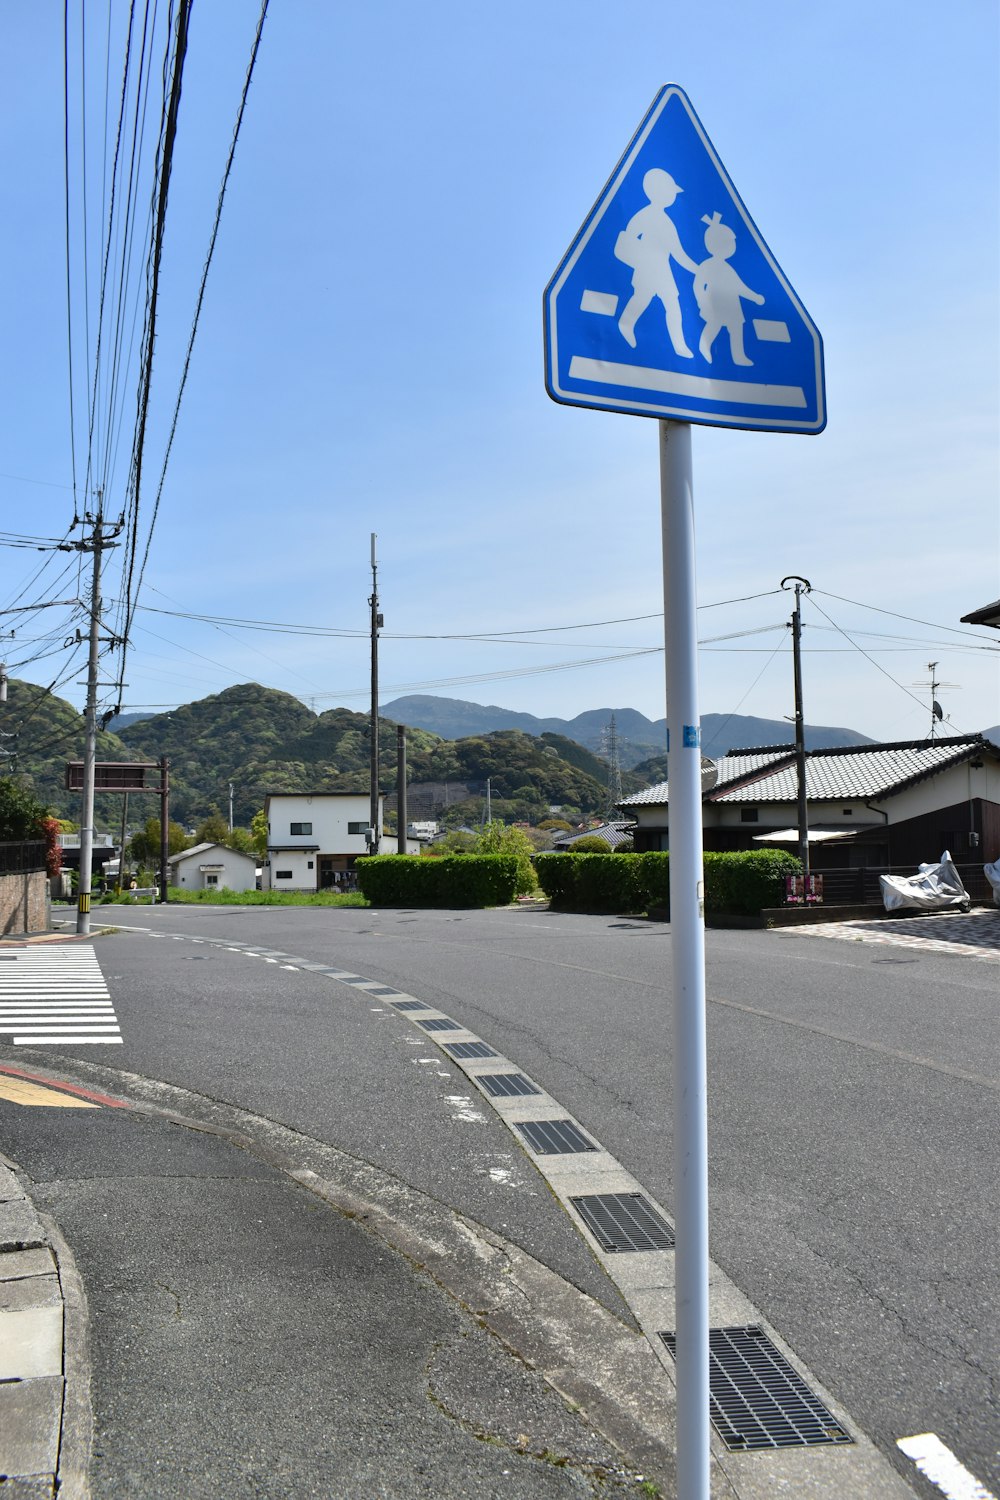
(355, 854, 520, 908)
(535, 848, 799, 916)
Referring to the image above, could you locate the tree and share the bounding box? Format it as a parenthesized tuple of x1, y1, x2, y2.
(474, 821, 538, 895)
(250, 809, 268, 857)
(425, 829, 477, 855)
(0, 777, 50, 840)
(128, 818, 189, 865)
(226, 827, 256, 856)
(195, 812, 230, 846)
(566, 835, 610, 853)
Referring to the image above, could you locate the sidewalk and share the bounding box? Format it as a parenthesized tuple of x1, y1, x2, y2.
(1, 1090, 674, 1500)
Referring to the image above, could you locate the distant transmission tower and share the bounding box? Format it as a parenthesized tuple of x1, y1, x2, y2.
(603, 713, 623, 815)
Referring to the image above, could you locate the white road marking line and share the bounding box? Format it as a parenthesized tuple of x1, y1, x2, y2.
(0, 947, 122, 1045)
(897, 1434, 997, 1500)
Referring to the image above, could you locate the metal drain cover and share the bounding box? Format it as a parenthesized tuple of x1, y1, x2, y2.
(476, 1072, 541, 1099)
(417, 1016, 459, 1031)
(659, 1326, 853, 1450)
(364, 985, 400, 995)
(446, 1041, 498, 1059)
(391, 1000, 429, 1011)
(571, 1193, 674, 1251)
(515, 1119, 598, 1155)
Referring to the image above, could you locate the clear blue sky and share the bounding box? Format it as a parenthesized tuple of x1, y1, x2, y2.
(2, 1, 998, 747)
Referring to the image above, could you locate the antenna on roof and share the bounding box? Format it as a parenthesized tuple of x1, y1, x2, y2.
(911, 662, 958, 739)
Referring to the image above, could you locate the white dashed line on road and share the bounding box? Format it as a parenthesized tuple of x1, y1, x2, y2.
(897, 1433, 997, 1500)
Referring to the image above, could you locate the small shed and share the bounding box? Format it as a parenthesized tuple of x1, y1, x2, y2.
(167, 842, 257, 893)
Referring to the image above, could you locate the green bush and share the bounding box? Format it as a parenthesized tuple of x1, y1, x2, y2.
(702, 849, 800, 914)
(535, 853, 647, 912)
(535, 849, 798, 916)
(356, 854, 519, 908)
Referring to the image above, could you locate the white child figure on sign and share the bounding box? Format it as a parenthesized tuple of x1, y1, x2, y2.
(693, 211, 765, 366)
(615, 168, 699, 356)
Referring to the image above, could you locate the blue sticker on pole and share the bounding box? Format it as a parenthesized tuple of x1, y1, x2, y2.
(683, 725, 700, 748)
(544, 85, 826, 434)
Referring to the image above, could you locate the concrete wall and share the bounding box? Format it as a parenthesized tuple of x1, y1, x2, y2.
(0, 870, 49, 935)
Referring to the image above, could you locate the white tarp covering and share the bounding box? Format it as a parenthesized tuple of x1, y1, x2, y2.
(879, 851, 970, 912)
(984, 859, 1000, 907)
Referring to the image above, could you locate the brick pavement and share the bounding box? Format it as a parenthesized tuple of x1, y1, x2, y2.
(784, 905, 1000, 961)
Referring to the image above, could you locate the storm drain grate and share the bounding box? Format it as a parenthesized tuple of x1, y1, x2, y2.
(570, 1193, 674, 1251)
(659, 1326, 853, 1450)
(446, 1041, 498, 1059)
(417, 1016, 460, 1031)
(476, 1072, 541, 1099)
(515, 1119, 598, 1155)
(391, 1000, 429, 1011)
(364, 985, 400, 996)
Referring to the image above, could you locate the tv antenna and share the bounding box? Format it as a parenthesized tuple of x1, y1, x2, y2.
(911, 662, 958, 739)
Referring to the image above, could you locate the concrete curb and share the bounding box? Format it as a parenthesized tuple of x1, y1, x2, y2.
(0, 1158, 63, 1497)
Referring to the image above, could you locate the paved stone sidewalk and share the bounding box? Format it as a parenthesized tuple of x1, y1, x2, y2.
(785, 905, 1000, 961)
(0, 1158, 64, 1497)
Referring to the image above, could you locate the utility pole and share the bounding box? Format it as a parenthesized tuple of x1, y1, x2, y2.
(116, 792, 129, 894)
(781, 576, 811, 882)
(369, 534, 382, 855)
(71, 498, 125, 932)
(396, 724, 407, 854)
(228, 781, 235, 832)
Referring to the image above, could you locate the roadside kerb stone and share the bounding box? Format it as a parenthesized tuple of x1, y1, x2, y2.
(0, 1161, 65, 1492)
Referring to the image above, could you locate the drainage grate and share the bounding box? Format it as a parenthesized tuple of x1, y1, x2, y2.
(446, 1041, 498, 1059)
(391, 1000, 429, 1011)
(476, 1072, 541, 1099)
(659, 1326, 853, 1451)
(515, 1119, 598, 1155)
(571, 1193, 674, 1251)
(417, 1016, 460, 1031)
(364, 985, 400, 995)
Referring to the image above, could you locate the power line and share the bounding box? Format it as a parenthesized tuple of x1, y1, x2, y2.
(118, 0, 270, 701)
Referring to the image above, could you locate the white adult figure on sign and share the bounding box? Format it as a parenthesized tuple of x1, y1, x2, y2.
(615, 168, 698, 356)
(693, 211, 765, 366)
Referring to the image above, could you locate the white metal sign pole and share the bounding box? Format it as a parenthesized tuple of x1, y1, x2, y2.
(659, 417, 710, 1498)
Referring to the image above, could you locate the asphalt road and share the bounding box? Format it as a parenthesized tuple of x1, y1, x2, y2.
(6, 901, 999, 1498)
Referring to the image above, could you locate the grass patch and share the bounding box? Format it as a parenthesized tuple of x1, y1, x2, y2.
(165, 887, 368, 907)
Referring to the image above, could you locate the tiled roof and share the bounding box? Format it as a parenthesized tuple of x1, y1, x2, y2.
(710, 737, 989, 804)
(960, 598, 1000, 628)
(618, 750, 788, 808)
(618, 736, 997, 810)
(555, 820, 635, 848)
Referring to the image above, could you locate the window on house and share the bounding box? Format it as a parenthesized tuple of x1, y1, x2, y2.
(307, 860, 314, 869)
(842, 808, 853, 816)
(348, 821, 367, 835)
(206, 875, 218, 886)
(275, 870, 292, 880)
(290, 822, 312, 836)
(740, 808, 759, 823)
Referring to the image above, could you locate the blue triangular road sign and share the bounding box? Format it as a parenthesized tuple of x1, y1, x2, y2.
(544, 86, 826, 433)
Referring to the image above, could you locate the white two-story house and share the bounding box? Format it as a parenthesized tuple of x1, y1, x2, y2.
(263, 792, 385, 891)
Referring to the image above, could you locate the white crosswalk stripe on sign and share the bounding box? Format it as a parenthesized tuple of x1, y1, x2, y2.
(0, 945, 122, 1044)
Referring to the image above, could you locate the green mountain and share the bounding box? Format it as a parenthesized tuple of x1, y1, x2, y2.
(0, 678, 145, 825)
(115, 685, 619, 826)
(379, 694, 874, 766)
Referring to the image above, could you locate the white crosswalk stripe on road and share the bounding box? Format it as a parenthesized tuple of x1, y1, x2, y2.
(0, 945, 122, 1044)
